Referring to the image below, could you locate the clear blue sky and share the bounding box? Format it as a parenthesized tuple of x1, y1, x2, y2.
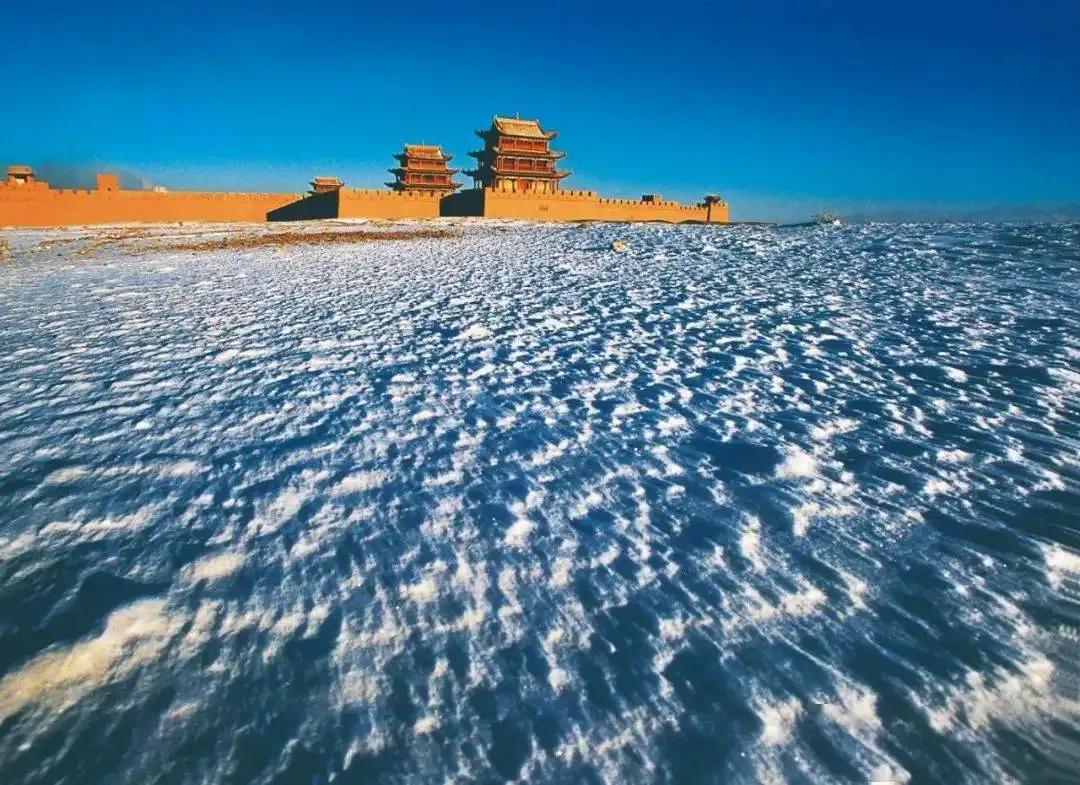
(3, 0, 1078, 220)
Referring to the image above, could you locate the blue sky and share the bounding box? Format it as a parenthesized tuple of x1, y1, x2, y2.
(3, 0, 1078, 220)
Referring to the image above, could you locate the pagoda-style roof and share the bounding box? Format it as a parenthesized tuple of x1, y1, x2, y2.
(392, 157, 458, 170)
(7, 164, 34, 177)
(309, 175, 344, 193)
(476, 115, 557, 140)
(399, 144, 451, 161)
(469, 147, 565, 160)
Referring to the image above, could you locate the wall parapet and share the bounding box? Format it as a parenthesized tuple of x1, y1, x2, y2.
(6, 189, 300, 200)
(0, 179, 301, 227)
(1, 166, 729, 226)
(269, 188, 444, 221)
(470, 187, 727, 223)
(340, 189, 443, 201)
(479, 188, 705, 212)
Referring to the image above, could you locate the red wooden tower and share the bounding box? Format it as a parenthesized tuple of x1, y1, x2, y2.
(387, 145, 461, 193)
(466, 116, 570, 194)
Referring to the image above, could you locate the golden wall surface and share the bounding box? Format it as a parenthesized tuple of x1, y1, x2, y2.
(267, 189, 443, 222)
(1, 180, 728, 227)
(266, 190, 339, 221)
(267, 191, 444, 222)
(442, 188, 728, 223)
(0, 181, 299, 227)
(338, 189, 442, 220)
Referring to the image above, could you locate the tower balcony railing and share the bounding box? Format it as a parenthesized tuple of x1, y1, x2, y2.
(393, 163, 458, 173)
(493, 149, 564, 160)
(491, 166, 568, 177)
(497, 143, 548, 152)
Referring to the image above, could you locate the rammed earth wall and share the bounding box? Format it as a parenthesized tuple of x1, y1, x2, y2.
(0, 182, 299, 227)
(441, 189, 728, 223)
(1, 184, 728, 226)
(267, 190, 443, 222)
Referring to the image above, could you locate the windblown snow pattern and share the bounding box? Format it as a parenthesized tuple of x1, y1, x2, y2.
(1, 220, 1078, 785)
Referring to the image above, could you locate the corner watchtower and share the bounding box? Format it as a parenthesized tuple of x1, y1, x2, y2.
(6, 165, 35, 186)
(310, 176, 344, 194)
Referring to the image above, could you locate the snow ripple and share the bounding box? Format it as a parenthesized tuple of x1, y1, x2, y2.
(0, 220, 1078, 784)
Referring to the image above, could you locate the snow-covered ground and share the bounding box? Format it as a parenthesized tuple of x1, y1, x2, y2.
(0, 219, 1078, 784)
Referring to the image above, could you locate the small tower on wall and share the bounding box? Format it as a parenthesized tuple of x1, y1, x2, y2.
(466, 116, 570, 194)
(6, 165, 35, 186)
(310, 176, 344, 194)
(387, 145, 461, 193)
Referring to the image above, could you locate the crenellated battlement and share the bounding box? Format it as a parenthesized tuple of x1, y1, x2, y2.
(462, 187, 726, 222)
(268, 185, 447, 221)
(0, 180, 51, 194)
(337, 188, 442, 218)
(1, 173, 728, 226)
(5, 189, 298, 200)
(481, 188, 598, 201)
(0, 171, 302, 226)
(340, 188, 444, 200)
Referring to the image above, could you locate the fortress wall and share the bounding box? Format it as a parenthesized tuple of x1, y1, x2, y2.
(337, 189, 442, 220)
(267, 189, 443, 222)
(706, 201, 731, 224)
(267, 190, 339, 221)
(0, 180, 728, 228)
(470, 189, 727, 223)
(438, 189, 485, 217)
(0, 183, 299, 227)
